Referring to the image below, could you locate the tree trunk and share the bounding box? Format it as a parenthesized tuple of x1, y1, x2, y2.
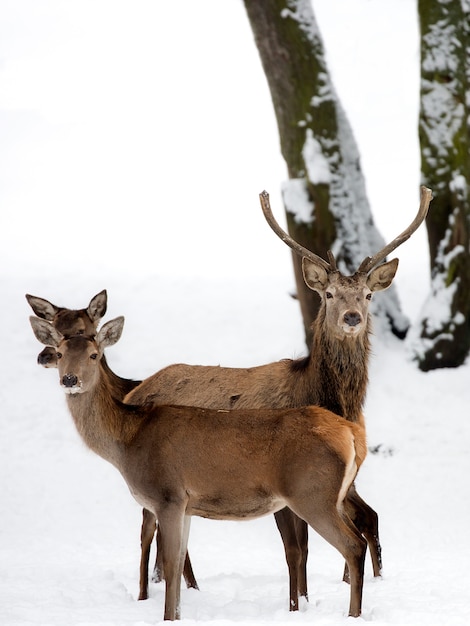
(243, 0, 408, 344)
(410, 0, 470, 370)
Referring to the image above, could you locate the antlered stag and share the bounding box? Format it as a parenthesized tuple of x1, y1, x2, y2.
(26, 290, 198, 597)
(30, 314, 369, 621)
(123, 186, 432, 606)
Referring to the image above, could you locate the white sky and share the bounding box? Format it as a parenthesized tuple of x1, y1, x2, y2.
(0, 0, 422, 282)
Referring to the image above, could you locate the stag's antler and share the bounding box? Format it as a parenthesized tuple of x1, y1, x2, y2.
(259, 190, 331, 271)
(259, 187, 432, 274)
(357, 186, 432, 273)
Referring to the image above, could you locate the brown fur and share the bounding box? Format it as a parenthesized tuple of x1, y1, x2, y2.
(30, 316, 368, 621)
(26, 292, 140, 396)
(27, 188, 431, 611)
(26, 291, 196, 594)
(123, 267, 390, 606)
(26, 264, 391, 610)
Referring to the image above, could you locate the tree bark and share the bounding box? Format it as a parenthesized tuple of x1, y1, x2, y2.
(243, 0, 408, 343)
(411, 0, 470, 370)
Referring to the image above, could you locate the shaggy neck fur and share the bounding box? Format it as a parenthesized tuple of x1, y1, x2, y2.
(305, 308, 371, 423)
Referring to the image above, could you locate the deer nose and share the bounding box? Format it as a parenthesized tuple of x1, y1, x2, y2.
(37, 347, 57, 368)
(62, 373, 78, 388)
(344, 311, 362, 327)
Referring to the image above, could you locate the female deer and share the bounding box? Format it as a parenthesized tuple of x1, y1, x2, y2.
(26, 290, 198, 596)
(30, 314, 368, 621)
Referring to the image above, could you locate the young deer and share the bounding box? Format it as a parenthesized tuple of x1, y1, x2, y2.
(123, 186, 432, 607)
(30, 314, 369, 621)
(26, 290, 198, 597)
(26, 291, 107, 367)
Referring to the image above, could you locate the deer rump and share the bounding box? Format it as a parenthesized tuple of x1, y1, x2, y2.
(122, 404, 366, 524)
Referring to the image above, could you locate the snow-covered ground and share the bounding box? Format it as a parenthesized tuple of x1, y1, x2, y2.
(3, 271, 470, 626)
(1, 1, 469, 625)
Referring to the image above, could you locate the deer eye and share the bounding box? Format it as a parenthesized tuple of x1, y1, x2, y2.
(56, 352, 62, 360)
(90, 353, 98, 360)
(366, 293, 372, 301)
(326, 292, 333, 299)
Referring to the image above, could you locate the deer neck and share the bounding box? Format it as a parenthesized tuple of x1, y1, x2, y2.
(308, 315, 371, 422)
(65, 367, 145, 466)
(101, 354, 141, 400)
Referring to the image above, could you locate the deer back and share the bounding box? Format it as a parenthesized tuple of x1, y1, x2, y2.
(123, 269, 381, 421)
(124, 358, 316, 411)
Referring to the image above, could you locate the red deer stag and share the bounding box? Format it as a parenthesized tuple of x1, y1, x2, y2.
(25, 290, 199, 598)
(30, 314, 368, 621)
(122, 186, 432, 609)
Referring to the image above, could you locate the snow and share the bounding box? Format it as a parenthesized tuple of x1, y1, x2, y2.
(282, 179, 313, 224)
(302, 130, 331, 186)
(3, 271, 470, 626)
(1, 0, 470, 625)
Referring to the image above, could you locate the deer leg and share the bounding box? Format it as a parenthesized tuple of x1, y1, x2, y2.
(343, 483, 382, 581)
(138, 508, 157, 600)
(158, 506, 187, 621)
(294, 502, 366, 618)
(338, 514, 367, 617)
(154, 520, 199, 590)
(294, 513, 308, 601)
(153, 524, 163, 583)
(274, 507, 308, 611)
(182, 550, 199, 590)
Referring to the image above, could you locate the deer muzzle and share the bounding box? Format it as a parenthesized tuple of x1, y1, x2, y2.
(37, 347, 58, 368)
(343, 311, 362, 327)
(341, 311, 364, 336)
(61, 373, 81, 394)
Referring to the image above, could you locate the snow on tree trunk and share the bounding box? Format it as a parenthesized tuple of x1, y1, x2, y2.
(409, 0, 470, 370)
(243, 0, 408, 344)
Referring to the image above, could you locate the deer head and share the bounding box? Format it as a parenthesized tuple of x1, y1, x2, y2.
(29, 315, 124, 394)
(26, 290, 108, 367)
(259, 186, 432, 339)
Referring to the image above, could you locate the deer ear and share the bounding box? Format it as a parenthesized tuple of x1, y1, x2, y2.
(29, 316, 63, 347)
(25, 294, 60, 321)
(302, 257, 329, 293)
(97, 316, 124, 348)
(367, 258, 399, 292)
(87, 289, 107, 321)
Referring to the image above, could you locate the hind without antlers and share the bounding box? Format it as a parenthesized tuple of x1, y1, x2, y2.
(30, 314, 369, 621)
(25, 290, 198, 598)
(26, 289, 142, 414)
(26, 290, 107, 367)
(123, 186, 431, 608)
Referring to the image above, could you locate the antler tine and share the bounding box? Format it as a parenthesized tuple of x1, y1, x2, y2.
(357, 186, 433, 273)
(259, 190, 331, 270)
(326, 250, 338, 271)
